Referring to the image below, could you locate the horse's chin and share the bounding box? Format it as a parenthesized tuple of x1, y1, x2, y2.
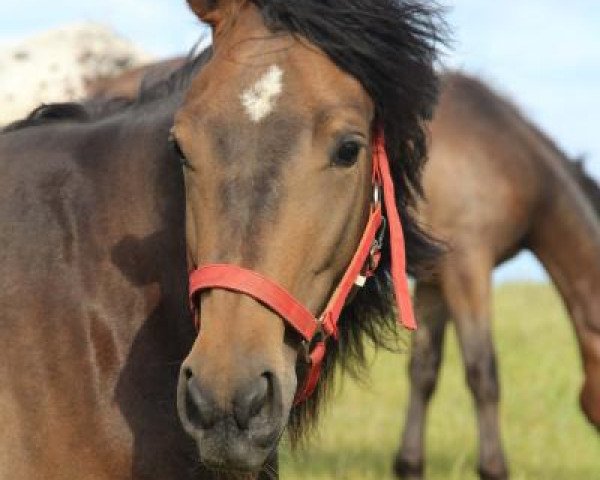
(193, 419, 284, 473)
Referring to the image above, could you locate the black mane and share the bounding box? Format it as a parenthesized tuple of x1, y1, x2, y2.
(570, 156, 600, 215)
(2, 102, 91, 132)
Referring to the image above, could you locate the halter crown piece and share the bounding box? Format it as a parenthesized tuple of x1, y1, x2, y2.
(188, 129, 416, 405)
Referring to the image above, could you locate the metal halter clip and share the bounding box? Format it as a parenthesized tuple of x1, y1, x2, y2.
(354, 273, 368, 288)
(373, 183, 381, 205)
(372, 216, 387, 255)
(299, 321, 327, 364)
(365, 215, 386, 277)
(355, 216, 387, 288)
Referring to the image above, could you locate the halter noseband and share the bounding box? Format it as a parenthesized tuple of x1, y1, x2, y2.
(188, 131, 416, 405)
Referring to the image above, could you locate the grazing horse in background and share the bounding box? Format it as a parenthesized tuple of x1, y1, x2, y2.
(0, 0, 445, 478)
(396, 72, 600, 480)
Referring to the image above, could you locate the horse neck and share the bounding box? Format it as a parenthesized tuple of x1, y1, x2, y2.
(528, 149, 600, 390)
(102, 103, 177, 191)
(81, 100, 193, 350)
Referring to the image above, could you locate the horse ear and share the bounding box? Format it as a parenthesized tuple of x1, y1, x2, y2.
(187, 0, 245, 30)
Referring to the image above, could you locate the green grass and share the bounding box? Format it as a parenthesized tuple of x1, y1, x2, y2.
(280, 283, 600, 479)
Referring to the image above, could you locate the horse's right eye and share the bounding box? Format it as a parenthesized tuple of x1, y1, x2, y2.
(331, 139, 363, 168)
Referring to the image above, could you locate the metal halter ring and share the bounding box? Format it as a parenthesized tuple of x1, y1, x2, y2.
(373, 184, 382, 204)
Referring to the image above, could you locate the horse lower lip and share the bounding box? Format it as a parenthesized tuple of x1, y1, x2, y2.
(201, 458, 257, 475)
(250, 426, 281, 448)
(198, 441, 272, 473)
(190, 416, 282, 468)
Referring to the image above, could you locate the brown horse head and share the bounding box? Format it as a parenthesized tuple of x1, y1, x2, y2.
(173, 0, 443, 472)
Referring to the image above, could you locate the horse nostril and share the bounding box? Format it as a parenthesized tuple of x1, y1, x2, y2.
(233, 373, 271, 430)
(183, 370, 217, 431)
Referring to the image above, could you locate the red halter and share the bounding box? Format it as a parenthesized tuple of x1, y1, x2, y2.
(188, 131, 416, 404)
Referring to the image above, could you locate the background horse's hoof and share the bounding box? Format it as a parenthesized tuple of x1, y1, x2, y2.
(393, 455, 424, 479)
(478, 464, 509, 480)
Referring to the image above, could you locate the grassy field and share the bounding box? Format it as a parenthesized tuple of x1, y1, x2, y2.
(279, 283, 600, 479)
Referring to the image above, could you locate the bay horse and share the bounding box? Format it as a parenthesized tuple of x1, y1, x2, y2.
(395, 72, 600, 480)
(0, 1, 444, 478)
(85, 60, 600, 479)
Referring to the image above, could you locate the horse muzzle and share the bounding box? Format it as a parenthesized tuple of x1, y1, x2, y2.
(177, 360, 286, 471)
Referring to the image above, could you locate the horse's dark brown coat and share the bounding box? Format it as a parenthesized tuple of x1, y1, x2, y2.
(0, 108, 199, 478)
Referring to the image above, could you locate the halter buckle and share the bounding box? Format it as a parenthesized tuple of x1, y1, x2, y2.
(371, 215, 386, 255)
(360, 215, 386, 279)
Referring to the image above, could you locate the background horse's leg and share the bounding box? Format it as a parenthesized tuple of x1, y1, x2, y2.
(395, 282, 449, 479)
(442, 254, 508, 480)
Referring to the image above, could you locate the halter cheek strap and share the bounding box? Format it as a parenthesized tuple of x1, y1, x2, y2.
(374, 135, 416, 330)
(188, 131, 416, 405)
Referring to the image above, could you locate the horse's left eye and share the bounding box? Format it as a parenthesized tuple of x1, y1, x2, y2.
(332, 140, 362, 167)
